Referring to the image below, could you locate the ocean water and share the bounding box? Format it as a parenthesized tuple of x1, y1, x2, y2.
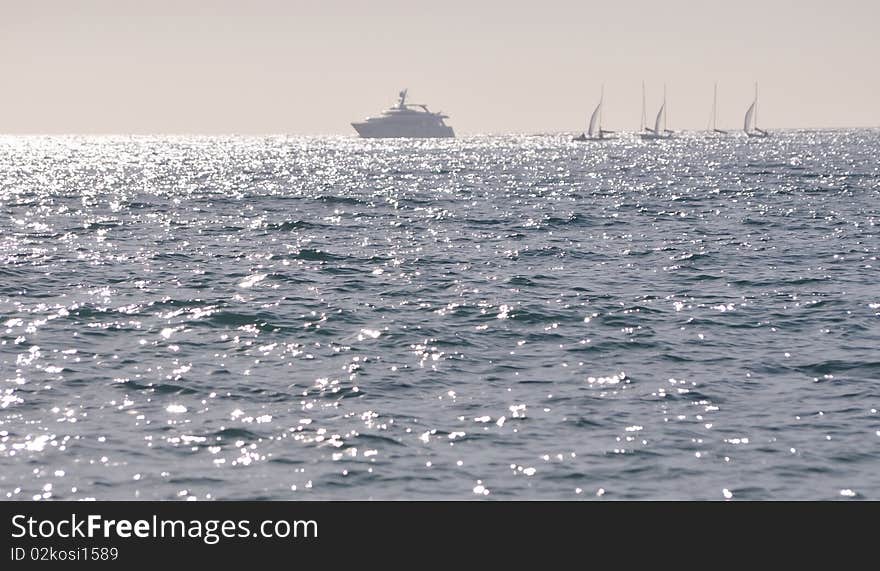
(1, 131, 878, 500)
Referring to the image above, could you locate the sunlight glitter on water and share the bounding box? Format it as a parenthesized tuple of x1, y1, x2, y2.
(0, 132, 879, 499)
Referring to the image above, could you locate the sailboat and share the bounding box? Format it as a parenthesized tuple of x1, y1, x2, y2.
(640, 83, 673, 140)
(573, 86, 615, 141)
(744, 83, 770, 138)
(709, 82, 728, 134)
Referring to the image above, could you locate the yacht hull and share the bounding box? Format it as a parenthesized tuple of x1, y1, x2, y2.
(351, 122, 455, 139)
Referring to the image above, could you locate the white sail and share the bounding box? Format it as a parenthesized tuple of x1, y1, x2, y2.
(587, 101, 602, 137)
(743, 100, 756, 132)
(653, 103, 665, 134)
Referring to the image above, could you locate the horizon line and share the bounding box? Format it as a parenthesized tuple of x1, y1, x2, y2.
(2, 126, 879, 137)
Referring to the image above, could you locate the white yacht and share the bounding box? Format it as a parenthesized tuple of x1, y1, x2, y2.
(744, 83, 770, 138)
(352, 89, 455, 138)
(709, 82, 729, 134)
(573, 86, 615, 141)
(640, 83, 673, 140)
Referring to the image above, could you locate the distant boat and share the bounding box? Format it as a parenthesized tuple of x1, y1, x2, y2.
(573, 86, 615, 141)
(744, 83, 770, 138)
(709, 82, 728, 134)
(351, 89, 455, 138)
(640, 83, 673, 140)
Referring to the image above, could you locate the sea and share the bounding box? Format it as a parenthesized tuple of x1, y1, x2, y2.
(1, 131, 878, 500)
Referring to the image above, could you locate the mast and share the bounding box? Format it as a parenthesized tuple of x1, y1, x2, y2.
(599, 84, 604, 134)
(663, 84, 668, 132)
(712, 82, 718, 131)
(398, 88, 408, 109)
(753, 82, 759, 131)
(641, 81, 647, 131)
(711, 82, 728, 134)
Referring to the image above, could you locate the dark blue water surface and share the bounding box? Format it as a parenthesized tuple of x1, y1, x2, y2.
(1, 131, 878, 500)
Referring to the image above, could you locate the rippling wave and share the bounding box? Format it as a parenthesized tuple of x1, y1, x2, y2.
(1, 131, 879, 500)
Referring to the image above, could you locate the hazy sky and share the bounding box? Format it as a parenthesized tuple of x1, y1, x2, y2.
(1, 0, 878, 134)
